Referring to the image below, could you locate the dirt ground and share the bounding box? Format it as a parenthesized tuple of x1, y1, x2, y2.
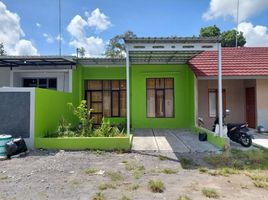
(0, 150, 268, 200)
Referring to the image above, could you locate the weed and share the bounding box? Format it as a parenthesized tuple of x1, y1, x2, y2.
(180, 157, 195, 169)
(106, 171, 124, 182)
(253, 181, 268, 189)
(202, 188, 219, 198)
(84, 168, 98, 175)
(148, 180, 165, 193)
(158, 155, 168, 161)
(98, 182, 117, 190)
(118, 195, 130, 200)
(177, 195, 191, 200)
(240, 184, 248, 189)
(122, 160, 128, 164)
(160, 168, 178, 174)
(92, 192, 105, 200)
(198, 167, 208, 173)
(124, 161, 145, 179)
(128, 184, 139, 191)
(0, 175, 8, 181)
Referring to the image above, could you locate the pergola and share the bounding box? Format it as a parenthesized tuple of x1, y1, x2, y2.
(124, 37, 223, 136)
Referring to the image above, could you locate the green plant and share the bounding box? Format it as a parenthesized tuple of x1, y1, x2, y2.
(177, 195, 191, 200)
(106, 171, 124, 182)
(68, 100, 94, 136)
(93, 118, 112, 137)
(160, 168, 178, 174)
(180, 157, 195, 169)
(55, 116, 75, 137)
(202, 188, 219, 198)
(148, 180, 165, 193)
(199, 167, 208, 173)
(92, 192, 105, 200)
(118, 195, 130, 200)
(0, 175, 8, 181)
(83, 168, 98, 175)
(128, 184, 139, 191)
(98, 182, 117, 190)
(158, 155, 168, 161)
(124, 161, 145, 179)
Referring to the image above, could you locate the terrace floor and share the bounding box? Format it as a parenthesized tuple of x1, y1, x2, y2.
(132, 129, 219, 153)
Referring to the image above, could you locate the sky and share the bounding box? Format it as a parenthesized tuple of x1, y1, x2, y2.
(0, 0, 268, 56)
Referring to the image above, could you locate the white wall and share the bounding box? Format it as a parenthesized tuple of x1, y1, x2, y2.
(0, 68, 11, 87)
(12, 70, 70, 92)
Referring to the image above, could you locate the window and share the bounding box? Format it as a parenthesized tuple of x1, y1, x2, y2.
(146, 78, 174, 118)
(208, 89, 226, 117)
(23, 78, 57, 89)
(85, 80, 126, 124)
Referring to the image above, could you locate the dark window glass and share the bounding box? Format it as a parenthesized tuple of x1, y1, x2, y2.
(23, 78, 57, 90)
(48, 79, 57, 89)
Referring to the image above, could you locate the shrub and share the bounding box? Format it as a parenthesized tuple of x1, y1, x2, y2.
(202, 188, 219, 198)
(92, 192, 105, 200)
(148, 180, 165, 193)
(177, 195, 191, 200)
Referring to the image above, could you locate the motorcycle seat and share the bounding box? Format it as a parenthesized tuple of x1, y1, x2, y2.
(227, 123, 246, 129)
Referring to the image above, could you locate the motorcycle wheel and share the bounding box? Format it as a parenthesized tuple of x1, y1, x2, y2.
(240, 134, 252, 147)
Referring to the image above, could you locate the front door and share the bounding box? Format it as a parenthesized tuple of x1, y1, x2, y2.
(245, 87, 256, 128)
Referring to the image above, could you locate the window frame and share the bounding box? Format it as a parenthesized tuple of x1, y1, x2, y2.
(85, 80, 126, 119)
(22, 78, 57, 90)
(146, 78, 175, 118)
(208, 89, 226, 118)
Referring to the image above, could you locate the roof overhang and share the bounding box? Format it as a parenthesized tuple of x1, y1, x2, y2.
(77, 58, 126, 66)
(0, 56, 76, 68)
(124, 37, 220, 64)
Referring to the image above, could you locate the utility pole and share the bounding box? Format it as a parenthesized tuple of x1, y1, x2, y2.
(236, 0, 239, 48)
(59, 0, 62, 55)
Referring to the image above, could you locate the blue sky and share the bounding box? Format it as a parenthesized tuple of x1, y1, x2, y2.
(1, 0, 268, 56)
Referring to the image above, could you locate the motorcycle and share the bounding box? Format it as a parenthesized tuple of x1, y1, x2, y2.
(212, 110, 254, 147)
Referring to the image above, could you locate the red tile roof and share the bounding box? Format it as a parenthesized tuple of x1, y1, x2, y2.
(188, 47, 268, 77)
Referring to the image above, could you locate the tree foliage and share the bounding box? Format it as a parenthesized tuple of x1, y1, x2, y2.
(0, 43, 6, 56)
(105, 31, 136, 58)
(199, 25, 246, 47)
(77, 47, 86, 58)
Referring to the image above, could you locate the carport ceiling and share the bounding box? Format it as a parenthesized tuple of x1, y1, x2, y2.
(125, 37, 220, 64)
(0, 56, 76, 67)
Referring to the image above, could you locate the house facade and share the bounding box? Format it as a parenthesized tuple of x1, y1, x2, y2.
(0, 37, 267, 148)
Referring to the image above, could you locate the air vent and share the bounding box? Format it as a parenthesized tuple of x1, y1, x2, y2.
(182, 45, 194, 48)
(201, 45, 214, 48)
(133, 46, 145, 49)
(152, 45, 164, 49)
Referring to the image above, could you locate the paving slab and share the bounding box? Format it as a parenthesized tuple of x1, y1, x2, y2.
(153, 129, 190, 153)
(132, 129, 158, 151)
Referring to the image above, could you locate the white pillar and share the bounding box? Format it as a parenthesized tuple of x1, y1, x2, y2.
(218, 42, 223, 137)
(126, 47, 130, 135)
(68, 69, 73, 93)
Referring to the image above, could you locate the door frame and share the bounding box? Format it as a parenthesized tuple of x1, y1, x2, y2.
(245, 87, 256, 128)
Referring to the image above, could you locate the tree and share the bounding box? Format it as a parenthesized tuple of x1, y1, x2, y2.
(199, 25, 246, 47)
(0, 43, 6, 56)
(221, 30, 246, 47)
(200, 25, 221, 38)
(105, 31, 136, 58)
(77, 47, 86, 58)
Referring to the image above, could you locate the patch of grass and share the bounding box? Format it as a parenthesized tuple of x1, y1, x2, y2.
(92, 192, 105, 200)
(98, 182, 117, 190)
(208, 168, 240, 177)
(204, 149, 268, 170)
(124, 161, 145, 179)
(158, 154, 168, 161)
(240, 184, 248, 189)
(198, 167, 208, 173)
(0, 175, 8, 181)
(118, 195, 130, 200)
(148, 180, 165, 193)
(253, 181, 268, 189)
(83, 168, 98, 175)
(121, 160, 128, 164)
(180, 157, 195, 169)
(202, 188, 219, 198)
(245, 172, 268, 182)
(106, 171, 124, 182)
(128, 184, 139, 191)
(160, 168, 178, 174)
(177, 195, 191, 200)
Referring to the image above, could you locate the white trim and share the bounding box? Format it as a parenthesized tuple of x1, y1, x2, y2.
(0, 87, 35, 148)
(194, 76, 198, 126)
(126, 47, 130, 135)
(217, 43, 223, 137)
(127, 43, 218, 52)
(82, 65, 126, 68)
(12, 69, 69, 73)
(68, 69, 72, 93)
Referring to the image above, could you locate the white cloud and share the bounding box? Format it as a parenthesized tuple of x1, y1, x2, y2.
(36, 22, 41, 28)
(238, 22, 268, 47)
(67, 10, 110, 57)
(86, 8, 112, 32)
(0, 2, 38, 55)
(43, 33, 54, 43)
(203, 0, 268, 22)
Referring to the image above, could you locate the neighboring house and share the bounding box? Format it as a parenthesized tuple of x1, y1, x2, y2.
(189, 47, 268, 130)
(0, 37, 267, 148)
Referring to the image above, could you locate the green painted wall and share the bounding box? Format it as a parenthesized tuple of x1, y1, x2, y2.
(131, 64, 195, 128)
(73, 64, 195, 129)
(72, 65, 127, 124)
(34, 88, 74, 140)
